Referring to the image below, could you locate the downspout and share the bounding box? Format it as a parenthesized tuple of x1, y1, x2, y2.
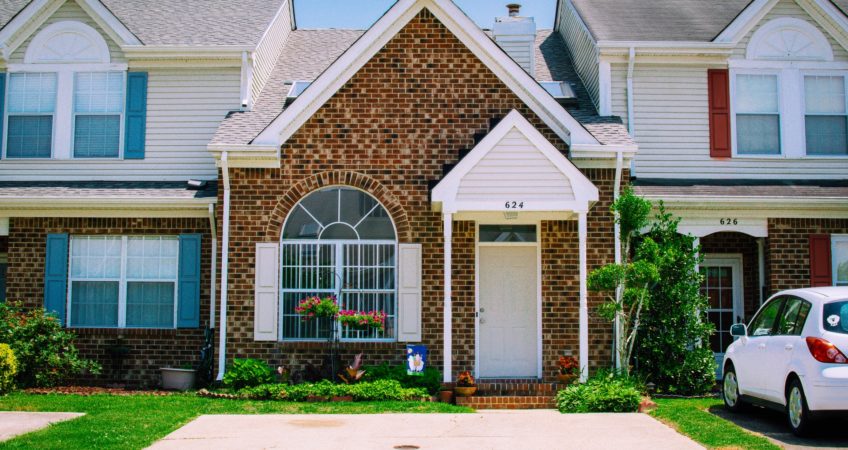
(208, 204, 217, 328)
(626, 47, 636, 136)
(217, 152, 231, 381)
(613, 150, 623, 370)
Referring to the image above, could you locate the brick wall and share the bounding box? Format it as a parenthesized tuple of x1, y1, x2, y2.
(769, 218, 848, 292)
(700, 232, 762, 321)
(6, 217, 212, 387)
(218, 10, 621, 381)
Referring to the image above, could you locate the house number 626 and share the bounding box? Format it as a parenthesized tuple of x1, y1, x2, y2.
(720, 218, 738, 225)
(504, 201, 524, 209)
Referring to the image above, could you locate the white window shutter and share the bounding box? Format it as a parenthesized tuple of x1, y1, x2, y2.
(397, 243, 422, 342)
(254, 243, 279, 341)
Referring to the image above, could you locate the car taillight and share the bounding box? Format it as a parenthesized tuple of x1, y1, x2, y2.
(806, 337, 848, 364)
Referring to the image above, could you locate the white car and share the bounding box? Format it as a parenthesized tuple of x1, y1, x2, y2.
(722, 287, 848, 436)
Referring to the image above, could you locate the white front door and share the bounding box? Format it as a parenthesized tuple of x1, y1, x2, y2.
(701, 255, 744, 379)
(478, 245, 538, 378)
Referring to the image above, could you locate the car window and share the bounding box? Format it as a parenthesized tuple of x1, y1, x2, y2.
(776, 296, 811, 335)
(823, 301, 848, 335)
(748, 297, 785, 337)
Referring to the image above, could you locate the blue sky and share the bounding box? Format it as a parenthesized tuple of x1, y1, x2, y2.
(294, 0, 557, 29)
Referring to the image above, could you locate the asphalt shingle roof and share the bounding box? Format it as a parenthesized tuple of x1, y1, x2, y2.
(1, 0, 286, 46)
(213, 28, 633, 147)
(0, 181, 217, 200)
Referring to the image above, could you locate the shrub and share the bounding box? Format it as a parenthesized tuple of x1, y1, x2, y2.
(238, 383, 288, 400)
(556, 371, 642, 413)
(362, 363, 442, 395)
(236, 379, 428, 402)
(0, 343, 17, 394)
(347, 379, 427, 401)
(0, 303, 101, 388)
(223, 358, 275, 390)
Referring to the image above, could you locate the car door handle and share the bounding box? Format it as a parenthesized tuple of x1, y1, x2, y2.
(785, 344, 794, 351)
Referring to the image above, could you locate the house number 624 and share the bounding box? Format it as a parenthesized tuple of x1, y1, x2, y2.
(504, 201, 524, 209)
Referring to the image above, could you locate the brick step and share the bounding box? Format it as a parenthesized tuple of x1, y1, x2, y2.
(474, 381, 559, 396)
(455, 395, 556, 410)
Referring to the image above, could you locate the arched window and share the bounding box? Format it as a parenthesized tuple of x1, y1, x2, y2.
(280, 187, 397, 341)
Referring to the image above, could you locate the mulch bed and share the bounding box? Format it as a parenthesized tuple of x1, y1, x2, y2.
(24, 386, 175, 396)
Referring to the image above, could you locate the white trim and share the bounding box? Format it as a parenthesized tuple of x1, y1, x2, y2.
(25, 21, 111, 64)
(473, 221, 543, 380)
(746, 17, 833, 62)
(598, 59, 612, 115)
(252, 0, 599, 148)
(833, 234, 848, 286)
(702, 254, 745, 363)
(217, 152, 231, 381)
(443, 212, 452, 383)
(75, 0, 141, 46)
(715, 0, 780, 43)
(0, 218, 8, 236)
(730, 70, 784, 158)
(578, 211, 588, 382)
(431, 110, 599, 215)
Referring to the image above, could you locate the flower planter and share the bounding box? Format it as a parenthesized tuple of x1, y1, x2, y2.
(438, 390, 454, 404)
(160, 368, 196, 391)
(331, 395, 354, 402)
(557, 373, 578, 385)
(454, 386, 477, 397)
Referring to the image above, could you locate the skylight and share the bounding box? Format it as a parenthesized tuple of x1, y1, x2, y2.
(540, 81, 577, 99)
(287, 81, 312, 99)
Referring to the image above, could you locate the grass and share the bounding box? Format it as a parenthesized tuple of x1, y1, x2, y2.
(0, 392, 471, 450)
(650, 397, 780, 450)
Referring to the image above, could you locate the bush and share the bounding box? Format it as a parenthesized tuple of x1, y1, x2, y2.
(556, 371, 642, 413)
(362, 363, 442, 395)
(0, 303, 101, 388)
(237, 379, 428, 402)
(223, 358, 275, 390)
(0, 343, 17, 394)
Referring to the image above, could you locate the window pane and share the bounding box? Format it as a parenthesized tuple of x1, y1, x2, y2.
(70, 236, 122, 279)
(74, 72, 124, 113)
(74, 115, 120, 158)
(71, 281, 119, 327)
(126, 282, 175, 328)
(0, 262, 7, 302)
(805, 76, 845, 114)
(8, 73, 56, 113)
(777, 297, 811, 335)
(479, 225, 537, 242)
(835, 238, 848, 286)
(737, 114, 780, 155)
(283, 187, 395, 240)
(126, 236, 178, 280)
(749, 298, 784, 337)
(823, 301, 848, 335)
(6, 116, 52, 158)
(805, 116, 848, 155)
(736, 74, 778, 113)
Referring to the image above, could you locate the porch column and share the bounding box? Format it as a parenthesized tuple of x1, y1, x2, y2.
(443, 213, 453, 383)
(578, 212, 588, 382)
(757, 238, 766, 306)
(693, 237, 701, 272)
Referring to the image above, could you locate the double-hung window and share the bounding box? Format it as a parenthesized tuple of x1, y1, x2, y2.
(5, 72, 56, 158)
(69, 236, 178, 328)
(735, 73, 781, 155)
(834, 235, 848, 286)
(804, 75, 848, 156)
(73, 72, 124, 158)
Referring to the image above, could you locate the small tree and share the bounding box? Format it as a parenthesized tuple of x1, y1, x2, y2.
(588, 189, 658, 375)
(634, 204, 716, 395)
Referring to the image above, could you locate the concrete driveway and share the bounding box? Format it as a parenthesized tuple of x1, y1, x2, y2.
(150, 410, 702, 450)
(711, 405, 848, 450)
(0, 412, 83, 442)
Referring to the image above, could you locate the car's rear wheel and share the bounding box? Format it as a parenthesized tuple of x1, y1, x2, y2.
(723, 364, 746, 412)
(787, 378, 813, 436)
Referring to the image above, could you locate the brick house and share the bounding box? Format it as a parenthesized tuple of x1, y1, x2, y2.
(0, 0, 845, 388)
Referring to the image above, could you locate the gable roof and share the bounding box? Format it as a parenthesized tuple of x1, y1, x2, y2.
(250, 0, 601, 150)
(0, 0, 286, 47)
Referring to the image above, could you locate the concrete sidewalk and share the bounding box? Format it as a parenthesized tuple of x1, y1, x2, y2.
(0, 412, 84, 442)
(150, 410, 703, 450)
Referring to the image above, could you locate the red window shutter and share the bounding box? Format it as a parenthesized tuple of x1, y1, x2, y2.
(708, 69, 731, 158)
(809, 234, 833, 287)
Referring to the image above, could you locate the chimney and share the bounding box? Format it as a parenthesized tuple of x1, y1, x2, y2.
(493, 4, 536, 74)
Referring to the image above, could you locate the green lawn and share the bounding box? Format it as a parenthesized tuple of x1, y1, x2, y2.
(650, 397, 779, 450)
(0, 392, 471, 450)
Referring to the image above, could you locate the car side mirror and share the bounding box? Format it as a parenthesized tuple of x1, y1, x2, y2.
(730, 323, 747, 337)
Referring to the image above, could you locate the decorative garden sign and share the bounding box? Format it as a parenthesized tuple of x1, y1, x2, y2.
(406, 345, 427, 376)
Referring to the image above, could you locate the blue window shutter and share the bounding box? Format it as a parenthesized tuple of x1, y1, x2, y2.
(178, 234, 201, 328)
(124, 72, 147, 159)
(44, 233, 69, 325)
(0, 72, 5, 157)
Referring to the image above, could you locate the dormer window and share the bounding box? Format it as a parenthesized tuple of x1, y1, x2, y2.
(2, 21, 127, 160)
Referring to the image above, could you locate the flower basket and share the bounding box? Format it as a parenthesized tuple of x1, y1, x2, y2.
(454, 386, 477, 397)
(556, 373, 578, 385)
(557, 355, 580, 384)
(160, 367, 196, 391)
(295, 295, 339, 320)
(337, 310, 386, 332)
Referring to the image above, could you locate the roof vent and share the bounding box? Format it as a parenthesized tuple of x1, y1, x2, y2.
(507, 3, 521, 17)
(285, 81, 312, 105)
(540, 81, 578, 107)
(493, 5, 536, 74)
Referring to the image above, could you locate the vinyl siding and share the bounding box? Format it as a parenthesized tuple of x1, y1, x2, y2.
(0, 67, 240, 180)
(494, 39, 534, 74)
(556, 0, 599, 109)
(456, 128, 575, 202)
(251, 0, 292, 104)
(9, 0, 126, 63)
(616, 0, 848, 180)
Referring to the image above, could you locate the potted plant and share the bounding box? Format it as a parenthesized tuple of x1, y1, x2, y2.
(556, 355, 579, 385)
(454, 371, 477, 396)
(161, 364, 197, 391)
(337, 310, 386, 332)
(438, 387, 454, 404)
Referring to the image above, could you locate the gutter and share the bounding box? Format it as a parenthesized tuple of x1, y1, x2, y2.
(208, 204, 217, 328)
(217, 152, 231, 381)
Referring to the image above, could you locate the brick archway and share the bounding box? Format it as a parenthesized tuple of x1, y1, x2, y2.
(265, 171, 412, 242)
